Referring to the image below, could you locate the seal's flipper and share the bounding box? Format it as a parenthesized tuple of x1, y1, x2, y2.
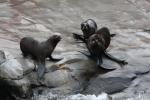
(96, 57, 102, 67)
(37, 62, 46, 79)
(104, 52, 128, 65)
(49, 56, 63, 61)
(72, 33, 86, 43)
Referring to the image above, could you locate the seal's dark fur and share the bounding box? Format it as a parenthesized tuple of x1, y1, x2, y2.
(20, 35, 62, 78)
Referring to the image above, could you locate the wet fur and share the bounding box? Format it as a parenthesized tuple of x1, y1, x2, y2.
(87, 27, 127, 66)
(20, 35, 61, 78)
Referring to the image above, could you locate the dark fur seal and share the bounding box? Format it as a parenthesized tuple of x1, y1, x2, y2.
(81, 19, 97, 39)
(87, 27, 127, 66)
(73, 19, 97, 43)
(20, 35, 62, 78)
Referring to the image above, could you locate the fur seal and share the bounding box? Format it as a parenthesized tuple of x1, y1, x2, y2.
(73, 19, 115, 43)
(73, 19, 97, 43)
(20, 35, 62, 78)
(81, 19, 97, 39)
(87, 27, 127, 66)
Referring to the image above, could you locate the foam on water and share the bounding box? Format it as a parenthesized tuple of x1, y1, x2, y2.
(35, 92, 111, 100)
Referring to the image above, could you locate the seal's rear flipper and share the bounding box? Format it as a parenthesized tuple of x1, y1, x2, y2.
(37, 63, 46, 79)
(98, 65, 116, 71)
(103, 52, 128, 66)
(49, 55, 63, 62)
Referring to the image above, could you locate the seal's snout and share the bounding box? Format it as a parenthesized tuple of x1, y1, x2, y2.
(81, 23, 88, 31)
(53, 35, 62, 42)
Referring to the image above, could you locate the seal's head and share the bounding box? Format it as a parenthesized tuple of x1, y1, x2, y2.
(81, 19, 97, 39)
(88, 34, 105, 56)
(47, 34, 61, 47)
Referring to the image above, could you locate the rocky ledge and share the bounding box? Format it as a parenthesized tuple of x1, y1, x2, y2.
(0, 47, 150, 100)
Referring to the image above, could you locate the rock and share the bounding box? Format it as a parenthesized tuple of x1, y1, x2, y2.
(0, 59, 23, 79)
(4, 77, 31, 97)
(84, 77, 134, 95)
(0, 49, 143, 99)
(0, 51, 23, 79)
(83, 69, 136, 95)
(44, 70, 72, 87)
(0, 50, 35, 79)
(0, 50, 32, 98)
(43, 51, 124, 95)
(16, 57, 35, 75)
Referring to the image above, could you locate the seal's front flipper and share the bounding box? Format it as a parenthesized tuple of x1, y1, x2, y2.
(96, 56, 103, 67)
(104, 52, 128, 65)
(37, 62, 46, 79)
(49, 56, 63, 62)
(110, 34, 116, 37)
(72, 33, 86, 43)
(96, 56, 116, 71)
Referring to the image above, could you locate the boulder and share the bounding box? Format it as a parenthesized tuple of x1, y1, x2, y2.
(0, 50, 32, 98)
(0, 51, 23, 79)
(0, 50, 146, 99)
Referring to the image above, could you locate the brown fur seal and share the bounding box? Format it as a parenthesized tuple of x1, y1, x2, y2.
(20, 35, 62, 78)
(87, 27, 127, 66)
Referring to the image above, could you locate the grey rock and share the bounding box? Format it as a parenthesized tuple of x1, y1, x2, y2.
(84, 77, 133, 95)
(42, 52, 97, 93)
(0, 50, 32, 98)
(44, 70, 72, 87)
(17, 57, 35, 75)
(4, 77, 31, 97)
(0, 51, 23, 79)
(83, 69, 136, 95)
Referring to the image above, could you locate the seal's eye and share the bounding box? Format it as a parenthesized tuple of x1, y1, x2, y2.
(81, 23, 87, 30)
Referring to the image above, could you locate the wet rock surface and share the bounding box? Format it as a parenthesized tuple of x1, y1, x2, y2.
(0, 0, 150, 100)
